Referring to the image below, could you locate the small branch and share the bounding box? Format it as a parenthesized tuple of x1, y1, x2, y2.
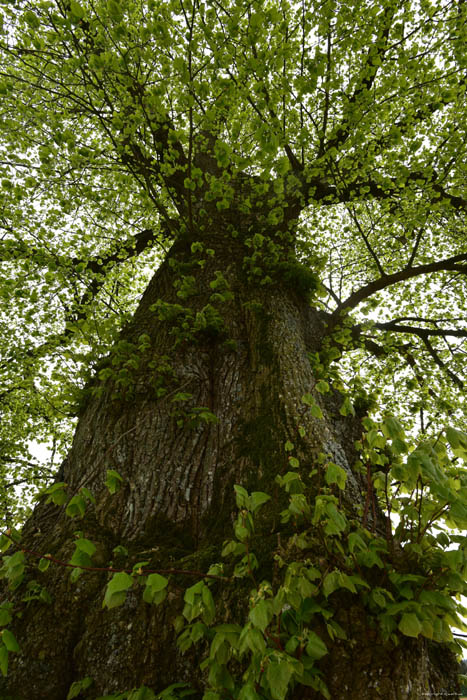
(347, 205, 385, 276)
(322, 2, 395, 155)
(0, 531, 229, 580)
(407, 227, 424, 268)
(420, 335, 464, 389)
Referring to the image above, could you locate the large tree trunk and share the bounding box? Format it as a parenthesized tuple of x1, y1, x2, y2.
(0, 219, 459, 699)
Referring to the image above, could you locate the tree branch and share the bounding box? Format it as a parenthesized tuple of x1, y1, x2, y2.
(373, 321, 467, 338)
(327, 253, 467, 326)
(419, 335, 464, 389)
(322, 2, 396, 155)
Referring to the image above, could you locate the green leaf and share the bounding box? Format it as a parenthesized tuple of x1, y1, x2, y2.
(105, 469, 123, 494)
(249, 599, 272, 632)
(66, 493, 86, 518)
(392, 437, 408, 454)
(1, 551, 26, 588)
(382, 416, 405, 439)
(103, 572, 134, 609)
(238, 683, 262, 700)
(347, 532, 366, 553)
(0, 604, 12, 627)
(67, 676, 94, 699)
(322, 570, 340, 598)
(184, 580, 204, 605)
(128, 687, 156, 700)
(339, 397, 355, 417)
(0, 645, 8, 677)
(70, 1, 85, 19)
(234, 485, 249, 508)
(156, 684, 196, 699)
(325, 463, 347, 490)
(309, 403, 323, 419)
(44, 482, 68, 506)
(315, 380, 329, 393)
(398, 613, 422, 638)
(0, 535, 12, 554)
(75, 538, 96, 557)
(201, 585, 216, 625)
(24, 10, 40, 28)
(265, 658, 294, 700)
(239, 626, 266, 655)
(446, 427, 467, 459)
(301, 393, 324, 418)
(324, 502, 347, 534)
(1, 629, 19, 653)
(250, 491, 270, 512)
(306, 631, 328, 660)
(143, 575, 168, 606)
(38, 557, 51, 572)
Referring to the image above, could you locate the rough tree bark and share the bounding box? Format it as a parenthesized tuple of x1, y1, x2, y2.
(0, 204, 460, 699)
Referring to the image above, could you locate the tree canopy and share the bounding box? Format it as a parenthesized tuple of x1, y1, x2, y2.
(0, 0, 466, 695)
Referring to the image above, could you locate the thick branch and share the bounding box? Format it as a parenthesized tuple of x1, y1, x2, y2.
(327, 253, 467, 325)
(373, 321, 467, 338)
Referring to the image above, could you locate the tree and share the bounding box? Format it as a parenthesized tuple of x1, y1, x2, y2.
(0, 0, 466, 697)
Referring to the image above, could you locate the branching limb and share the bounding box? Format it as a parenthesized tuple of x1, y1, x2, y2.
(373, 321, 467, 339)
(419, 335, 464, 389)
(321, 2, 396, 156)
(327, 253, 467, 327)
(346, 205, 385, 276)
